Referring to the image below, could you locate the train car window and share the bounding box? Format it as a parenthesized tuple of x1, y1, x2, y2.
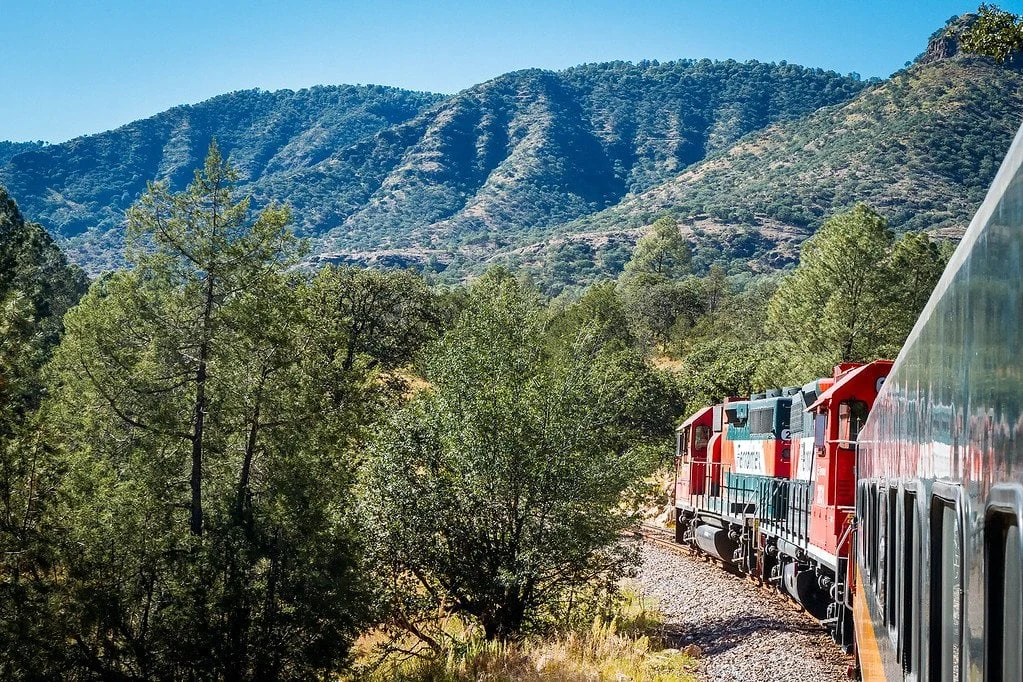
(929, 497, 962, 682)
(859, 482, 867, 568)
(878, 489, 888, 615)
(886, 487, 898, 629)
(985, 510, 1022, 681)
(694, 425, 711, 450)
(857, 481, 866, 562)
(901, 491, 916, 673)
(838, 400, 869, 447)
(869, 485, 879, 583)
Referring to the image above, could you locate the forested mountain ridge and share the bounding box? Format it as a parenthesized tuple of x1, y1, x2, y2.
(0, 141, 45, 166)
(0, 85, 444, 270)
(315, 61, 868, 258)
(563, 53, 1023, 272)
(0, 61, 867, 273)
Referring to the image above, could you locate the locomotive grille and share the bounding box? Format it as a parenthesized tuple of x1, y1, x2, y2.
(750, 407, 776, 436)
(789, 398, 804, 437)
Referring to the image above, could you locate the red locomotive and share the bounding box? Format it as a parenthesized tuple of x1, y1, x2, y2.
(673, 360, 891, 649)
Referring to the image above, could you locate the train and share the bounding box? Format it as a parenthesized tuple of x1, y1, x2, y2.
(672, 123, 1023, 680)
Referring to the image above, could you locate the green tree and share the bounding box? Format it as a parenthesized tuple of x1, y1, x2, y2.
(758, 205, 949, 385)
(759, 204, 894, 384)
(961, 4, 1023, 63)
(882, 231, 948, 347)
(363, 271, 678, 642)
(620, 216, 701, 348)
(42, 145, 410, 678)
(620, 216, 692, 286)
(0, 189, 87, 676)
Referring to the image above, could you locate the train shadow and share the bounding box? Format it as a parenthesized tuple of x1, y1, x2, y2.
(658, 614, 823, 656)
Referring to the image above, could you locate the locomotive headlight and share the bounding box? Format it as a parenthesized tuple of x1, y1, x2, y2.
(782, 447, 791, 461)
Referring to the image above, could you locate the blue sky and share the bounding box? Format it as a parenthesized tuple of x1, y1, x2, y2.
(3, 0, 1019, 143)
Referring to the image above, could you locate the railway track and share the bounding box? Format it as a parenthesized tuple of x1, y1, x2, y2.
(633, 522, 746, 577)
(628, 530, 853, 681)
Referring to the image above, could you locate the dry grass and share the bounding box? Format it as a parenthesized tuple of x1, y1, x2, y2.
(350, 588, 695, 682)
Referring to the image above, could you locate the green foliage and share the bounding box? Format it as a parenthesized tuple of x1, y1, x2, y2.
(1, 62, 865, 276)
(0, 141, 44, 166)
(0, 187, 87, 676)
(362, 271, 679, 642)
(576, 54, 1023, 269)
(759, 205, 947, 385)
(617, 217, 702, 347)
(37, 146, 444, 678)
(961, 4, 1023, 63)
(621, 217, 692, 287)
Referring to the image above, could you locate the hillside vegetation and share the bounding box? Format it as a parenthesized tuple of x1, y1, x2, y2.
(567, 54, 1023, 272)
(0, 61, 866, 273)
(0, 85, 443, 270)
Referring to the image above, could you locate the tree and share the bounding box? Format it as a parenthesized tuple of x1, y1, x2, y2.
(42, 144, 416, 678)
(961, 4, 1023, 64)
(758, 204, 948, 385)
(620, 215, 692, 286)
(0, 189, 87, 676)
(620, 216, 700, 348)
(882, 231, 948, 347)
(362, 271, 678, 642)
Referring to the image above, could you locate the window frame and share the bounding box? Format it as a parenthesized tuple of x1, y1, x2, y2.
(985, 485, 1023, 682)
(900, 486, 917, 674)
(928, 483, 964, 682)
(838, 399, 870, 448)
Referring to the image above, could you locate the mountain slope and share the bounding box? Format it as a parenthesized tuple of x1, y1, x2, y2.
(0, 141, 45, 166)
(315, 60, 868, 259)
(0, 86, 444, 269)
(0, 61, 866, 272)
(566, 54, 1023, 270)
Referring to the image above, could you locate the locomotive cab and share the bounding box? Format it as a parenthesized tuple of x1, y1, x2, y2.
(674, 405, 715, 500)
(806, 360, 892, 561)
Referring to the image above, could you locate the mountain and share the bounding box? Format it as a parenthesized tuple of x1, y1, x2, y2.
(0, 141, 45, 166)
(562, 34, 1023, 272)
(0, 86, 444, 270)
(0, 61, 866, 273)
(6, 18, 1016, 283)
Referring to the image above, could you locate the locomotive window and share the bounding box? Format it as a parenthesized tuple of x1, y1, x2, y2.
(985, 510, 1022, 681)
(929, 498, 962, 682)
(901, 491, 916, 673)
(677, 430, 687, 458)
(694, 425, 711, 450)
(838, 400, 869, 448)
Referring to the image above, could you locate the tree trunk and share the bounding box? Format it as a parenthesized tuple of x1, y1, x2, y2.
(235, 366, 268, 529)
(189, 272, 216, 537)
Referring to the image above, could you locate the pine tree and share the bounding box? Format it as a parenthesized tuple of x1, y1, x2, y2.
(43, 144, 392, 678)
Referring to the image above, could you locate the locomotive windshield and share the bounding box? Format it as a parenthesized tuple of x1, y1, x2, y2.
(838, 400, 869, 445)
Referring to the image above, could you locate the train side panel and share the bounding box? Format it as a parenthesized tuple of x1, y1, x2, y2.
(855, 123, 1023, 680)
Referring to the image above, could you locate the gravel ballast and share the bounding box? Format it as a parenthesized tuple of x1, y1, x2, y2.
(631, 541, 851, 682)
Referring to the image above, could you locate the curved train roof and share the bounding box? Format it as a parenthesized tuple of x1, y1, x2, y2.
(676, 405, 714, 432)
(808, 360, 892, 411)
(859, 119, 1023, 483)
